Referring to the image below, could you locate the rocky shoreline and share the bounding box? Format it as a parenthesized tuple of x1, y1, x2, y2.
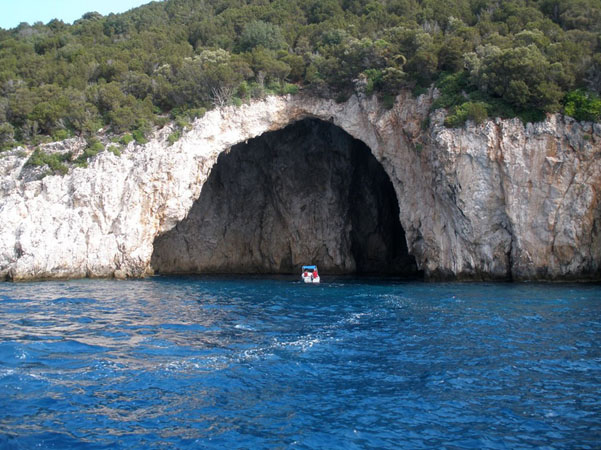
(1, 92, 600, 281)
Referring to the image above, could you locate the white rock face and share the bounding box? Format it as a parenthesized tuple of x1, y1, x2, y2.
(0, 93, 600, 280)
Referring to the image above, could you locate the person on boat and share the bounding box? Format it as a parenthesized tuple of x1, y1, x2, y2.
(313, 268, 318, 279)
(303, 270, 308, 278)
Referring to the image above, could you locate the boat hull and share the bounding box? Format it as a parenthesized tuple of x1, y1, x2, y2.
(302, 275, 320, 284)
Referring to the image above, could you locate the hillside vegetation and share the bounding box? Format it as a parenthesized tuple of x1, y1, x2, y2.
(1, 0, 601, 151)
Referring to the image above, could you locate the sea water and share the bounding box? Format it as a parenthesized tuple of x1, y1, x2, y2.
(0, 277, 600, 449)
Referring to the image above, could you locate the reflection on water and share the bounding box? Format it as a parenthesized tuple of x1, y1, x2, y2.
(1, 277, 600, 449)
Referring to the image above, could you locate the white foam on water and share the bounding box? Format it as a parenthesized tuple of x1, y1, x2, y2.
(344, 312, 369, 324)
(0, 368, 15, 377)
(161, 355, 231, 373)
(276, 335, 322, 352)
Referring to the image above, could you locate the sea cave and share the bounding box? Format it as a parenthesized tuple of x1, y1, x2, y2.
(151, 118, 419, 277)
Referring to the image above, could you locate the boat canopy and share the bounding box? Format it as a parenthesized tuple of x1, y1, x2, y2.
(302, 265, 317, 270)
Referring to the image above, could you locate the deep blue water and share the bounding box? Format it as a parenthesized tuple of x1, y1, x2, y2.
(0, 277, 600, 449)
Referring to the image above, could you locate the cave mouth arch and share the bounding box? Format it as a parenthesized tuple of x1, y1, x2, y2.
(151, 118, 420, 277)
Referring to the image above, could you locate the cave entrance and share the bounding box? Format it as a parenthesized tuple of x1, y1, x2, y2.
(151, 118, 420, 277)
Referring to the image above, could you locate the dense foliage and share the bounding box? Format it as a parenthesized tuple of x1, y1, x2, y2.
(1, 0, 600, 149)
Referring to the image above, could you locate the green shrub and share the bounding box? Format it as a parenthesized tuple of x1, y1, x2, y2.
(412, 85, 429, 98)
(167, 130, 182, 146)
(174, 116, 189, 129)
(266, 79, 282, 92)
(51, 129, 71, 141)
(120, 134, 134, 145)
(26, 149, 71, 175)
(444, 102, 489, 127)
(238, 20, 286, 52)
(517, 109, 546, 124)
(444, 107, 467, 128)
(154, 116, 169, 128)
(466, 91, 516, 119)
(282, 83, 299, 95)
(464, 102, 488, 124)
(0, 123, 15, 150)
(564, 90, 601, 122)
(335, 92, 351, 103)
(187, 108, 206, 120)
(364, 69, 383, 95)
(26, 150, 45, 167)
(237, 81, 250, 99)
(87, 140, 104, 155)
(432, 72, 548, 125)
(432, 72, 469, 110)
(107, 145, 121, 156)
(32, 135, 52, 146)
(48, 159, 69, 175)
(249, 81, 265, 99)
(132, 129, 147, 144)
(135, 118, 152, 136)
(74, 139, 105, 166)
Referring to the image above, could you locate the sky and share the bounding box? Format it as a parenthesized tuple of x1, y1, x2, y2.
(0, 0, 155, 30)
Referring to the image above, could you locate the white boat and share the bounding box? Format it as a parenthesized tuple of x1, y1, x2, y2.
(301, 265, 320, 283)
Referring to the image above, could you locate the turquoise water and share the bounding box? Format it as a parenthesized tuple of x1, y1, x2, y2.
(0, 277, 600, 449)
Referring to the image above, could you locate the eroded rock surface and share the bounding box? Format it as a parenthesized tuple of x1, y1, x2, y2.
(0, 92, 599, 280)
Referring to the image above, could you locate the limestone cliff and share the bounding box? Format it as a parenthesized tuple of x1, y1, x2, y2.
(0, 92, 599, 281)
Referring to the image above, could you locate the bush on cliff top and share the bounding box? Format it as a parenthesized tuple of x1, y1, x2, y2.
(26, 149, 71, 175)
(564, 90, 601, 122)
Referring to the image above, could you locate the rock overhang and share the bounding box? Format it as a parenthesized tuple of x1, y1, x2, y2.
(151, 117, 420, 276)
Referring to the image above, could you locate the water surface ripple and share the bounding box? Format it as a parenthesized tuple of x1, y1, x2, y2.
(0, 277, 600, 449)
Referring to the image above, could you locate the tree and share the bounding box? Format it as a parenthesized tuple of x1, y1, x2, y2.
(247, 48, 291, 83)
(303, 0, 344, 24)
(585, 54, 601, 94)
(438, 37, 466, 72)
(0, 123, 15, 149)
(564, 89, 601, 121)
(238, 20, 286, 52)
(467, 44, 562, 111)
